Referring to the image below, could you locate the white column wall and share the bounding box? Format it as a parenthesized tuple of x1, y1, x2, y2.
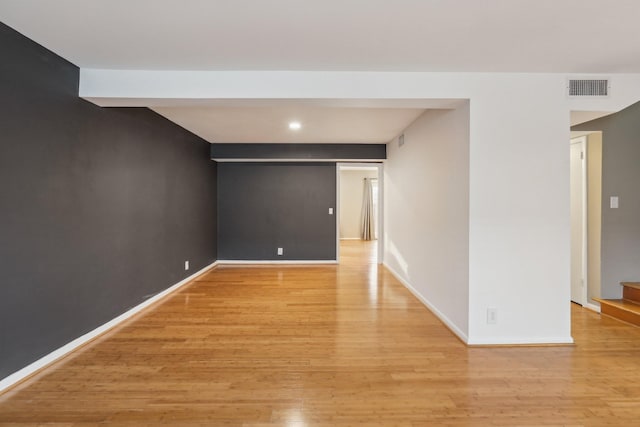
(467, 90, 571, 344)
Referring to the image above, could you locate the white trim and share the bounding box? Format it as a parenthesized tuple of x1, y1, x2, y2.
(570, 136, 589, 306)
(335, 164, 342, 262)
(584, 302, 601, 313)
(383, 262, 574, 346)
(383, 262, 469, 344)
(216, 260, 338, 265)
(339, 165, 380, 171)
(212, 158, 386, 163)
(377, 164, 384, 263)
(340, 237, 362, 240)
(0, 260, 219, 394)
(467, 336, 574, 345)
(580, 137, 589, 307)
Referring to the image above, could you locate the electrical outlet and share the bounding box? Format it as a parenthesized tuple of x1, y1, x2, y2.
(277, 247, 283, 256)
(328, 207, 334, 215)
(184, 261, 189, 271)
(487, 308, 497, 324)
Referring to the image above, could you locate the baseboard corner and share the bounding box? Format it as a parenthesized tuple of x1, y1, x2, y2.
(382, 261, 469, 345)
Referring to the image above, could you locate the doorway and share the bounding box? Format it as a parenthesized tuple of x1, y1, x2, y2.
(569, 133, 603, 311)
(336, 163, 383, 264)
(570, 136, 587, 305)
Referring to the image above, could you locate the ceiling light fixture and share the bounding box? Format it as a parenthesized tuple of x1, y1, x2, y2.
(288, 121, 302, 130)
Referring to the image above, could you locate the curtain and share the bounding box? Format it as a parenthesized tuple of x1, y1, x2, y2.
(361, 178, 375, 240)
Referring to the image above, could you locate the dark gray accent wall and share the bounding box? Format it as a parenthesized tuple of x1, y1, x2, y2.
(217, 163, 336, 260)
(572, 101, 640, 298)
(211, 143, 386, 160)
(0, 23, 217, 379)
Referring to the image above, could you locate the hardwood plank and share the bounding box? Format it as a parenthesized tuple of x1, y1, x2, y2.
(1, 240, 640, 425)
(622, 283, 640, 304)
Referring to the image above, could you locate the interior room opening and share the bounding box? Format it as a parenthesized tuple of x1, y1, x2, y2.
(337, 163, 383, 264)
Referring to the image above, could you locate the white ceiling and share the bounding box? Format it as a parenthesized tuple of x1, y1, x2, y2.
(153, 105, 425, 144)
(340, 166, 379, 171)
(0, 0, 635, 143)
(1, 0, 639, 73)
(569, 111, 614, 127)
(570, 130, 601, 139)
(149, 100, 462, 144)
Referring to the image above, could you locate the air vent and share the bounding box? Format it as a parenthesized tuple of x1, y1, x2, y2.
(398, 133, 405, 147)
(568, 79, 610, 97)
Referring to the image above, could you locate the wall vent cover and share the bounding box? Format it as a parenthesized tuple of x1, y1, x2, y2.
(568, 79, 610, 97)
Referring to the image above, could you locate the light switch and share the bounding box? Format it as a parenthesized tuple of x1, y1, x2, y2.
(328, 208, 334, 215)
(610, 196, 619, 209)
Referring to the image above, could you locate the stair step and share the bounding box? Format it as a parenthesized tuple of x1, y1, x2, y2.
(595, 298, 640, 327)
(620, 282, 640, 290)
(620, 282, 640, 304)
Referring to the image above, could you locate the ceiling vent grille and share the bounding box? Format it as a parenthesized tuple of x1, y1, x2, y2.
(568, 79, 610, 97)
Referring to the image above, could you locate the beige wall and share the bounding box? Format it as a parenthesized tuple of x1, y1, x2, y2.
(339, 169, 378, 239)
(587, 132, 602, 303)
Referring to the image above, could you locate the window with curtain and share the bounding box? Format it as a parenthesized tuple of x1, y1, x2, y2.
(361, 177, 378, 240)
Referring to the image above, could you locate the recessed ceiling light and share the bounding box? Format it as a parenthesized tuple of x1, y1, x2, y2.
(288, 121, 302, 130)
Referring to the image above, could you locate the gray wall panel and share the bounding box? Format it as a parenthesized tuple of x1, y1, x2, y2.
(0, 23, 217, 379)
(217, 163, 336, 260)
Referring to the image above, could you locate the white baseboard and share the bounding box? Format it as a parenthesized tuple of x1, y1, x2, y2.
(0, 260, 219, 394)
(584, 302, 601, 313)
(217, 260, 338, 265)
(383, 262, 469, 344)
(339, 238, 361, 240)
(383, 262, 575, 346)
(467, 336, 574, 346)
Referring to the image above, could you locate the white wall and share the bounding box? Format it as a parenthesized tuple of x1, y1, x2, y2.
(384, 105, 470, 340)
(79, 69, 640, 344)
(339, 169, 378, 239)
(467, 90, 571, 344)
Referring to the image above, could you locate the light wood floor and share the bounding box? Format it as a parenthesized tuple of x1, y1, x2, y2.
(2, 240, 640, 426)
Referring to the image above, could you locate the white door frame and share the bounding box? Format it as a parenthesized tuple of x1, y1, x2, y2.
(336, 162, 384, 264)
(570, 136, 588, 306)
